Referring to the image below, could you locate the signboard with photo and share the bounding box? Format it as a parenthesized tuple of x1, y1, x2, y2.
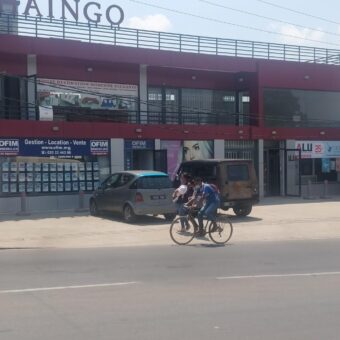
(38, 79, 138, 112)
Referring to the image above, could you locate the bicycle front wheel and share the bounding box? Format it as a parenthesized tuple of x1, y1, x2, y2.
(169, 216, 196, 245)
(208, 216, 233, 245)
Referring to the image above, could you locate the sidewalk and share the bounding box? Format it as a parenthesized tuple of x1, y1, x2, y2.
(1, 197, 340, 249)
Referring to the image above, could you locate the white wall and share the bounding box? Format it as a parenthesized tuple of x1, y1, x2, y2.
(27, 54, 37, 120)
(110, 138, 124, 173)
(214, 139, 224, 159)
(258, 139, 264, 198)
(139, 65, 148, 124)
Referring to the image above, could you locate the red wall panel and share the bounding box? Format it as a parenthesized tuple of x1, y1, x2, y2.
(258, 59, 340, 91)
(37, 56, 139, 84)
(0, 53, 26, 75)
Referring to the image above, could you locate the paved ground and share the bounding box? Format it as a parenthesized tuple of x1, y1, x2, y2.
(2, 241, 340, 340)
(1, 197, 340, 249)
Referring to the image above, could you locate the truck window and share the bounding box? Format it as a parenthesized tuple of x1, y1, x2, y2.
(227, 164, 249, 181)
(181, 163, 217, 179)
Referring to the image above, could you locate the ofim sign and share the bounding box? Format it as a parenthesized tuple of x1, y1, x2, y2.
(21, 0, 124, 26)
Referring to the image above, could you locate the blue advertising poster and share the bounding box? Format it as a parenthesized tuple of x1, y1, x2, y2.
(0, 138, 109, 157)
(322, 158, 330, 173)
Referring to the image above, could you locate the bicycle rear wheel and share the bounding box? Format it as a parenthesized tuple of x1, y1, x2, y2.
(169, 217, 196, 245)
(208, 216, 233, 245)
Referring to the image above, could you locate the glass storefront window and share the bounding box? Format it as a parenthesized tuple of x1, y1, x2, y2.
(264, 88, 340, 128)
(300, 158, 338, 183)
(0, 138, 110, 196)
(0, 156, 110, 196)
(148, 87, 237, 125)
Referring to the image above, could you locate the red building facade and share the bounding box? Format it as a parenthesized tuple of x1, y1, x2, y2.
(1, 3, 340, 212)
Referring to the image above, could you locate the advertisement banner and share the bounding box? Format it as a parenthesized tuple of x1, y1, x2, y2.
(182, 140, 214, 161)
(295, 141, 340, 159)
(161, 140, 214, 179)
(322, 158, 330, 173)
(295, 141, 325, 159)
(0, 138, 109, 157)
(38, 78, 138, 111)
(160, 141, 182, 180)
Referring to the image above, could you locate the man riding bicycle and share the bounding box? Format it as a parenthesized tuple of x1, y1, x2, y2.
(187, 177, 220, 237)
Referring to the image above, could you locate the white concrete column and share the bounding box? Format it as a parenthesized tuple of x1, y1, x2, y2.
(155, 139, 161, 150)
(280, 140, 285, 196)
(110, 138, 124, 173)
(214, 139, 224, 159)
(258, 139, 264, 198)
(285, 139, 298, 196)
(27, 54, 37, 120)
(139, 64, 148, 124)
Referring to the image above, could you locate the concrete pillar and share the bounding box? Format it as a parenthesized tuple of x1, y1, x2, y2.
(155, 139, 161, 150)
(258, 139, 264, 198)
(139, 64, 148, 124)
(280, 140, 285, 196)
(214, 139, 224, 159)
(286, 139, 298, 196)
(110, 138, 124, 173)
(27, 54, 37, 120)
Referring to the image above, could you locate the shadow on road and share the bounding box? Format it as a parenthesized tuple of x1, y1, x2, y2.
(97, 212, 170, 226)
(228, 215, 262, 224)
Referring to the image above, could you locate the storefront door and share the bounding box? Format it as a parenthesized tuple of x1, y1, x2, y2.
(264, 149, 281, 196)
(154, 150, 167, 173)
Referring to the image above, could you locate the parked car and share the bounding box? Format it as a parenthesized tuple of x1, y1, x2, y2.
(174, 159, 259, 216)
(90, 170, 176, 222)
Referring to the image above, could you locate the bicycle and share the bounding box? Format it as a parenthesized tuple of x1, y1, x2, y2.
(169, 207, 233, 245)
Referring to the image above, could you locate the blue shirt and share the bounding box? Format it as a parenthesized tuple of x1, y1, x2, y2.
(197, 183, 219, 205)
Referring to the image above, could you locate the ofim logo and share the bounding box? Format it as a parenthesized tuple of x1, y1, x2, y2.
(0, 139, 20, 155)
(90, 140, 109, 155)
(0, 140, 19, 148)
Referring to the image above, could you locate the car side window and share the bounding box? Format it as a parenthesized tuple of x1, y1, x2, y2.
(117, 174, 134, 187)
(104, 174, 121, 188)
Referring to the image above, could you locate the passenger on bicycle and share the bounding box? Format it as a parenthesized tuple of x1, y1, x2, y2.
(172, 173, 192, 231)
(192, 177, 220, 236)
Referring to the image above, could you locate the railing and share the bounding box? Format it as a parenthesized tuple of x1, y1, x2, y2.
(1, 13, 340, 65)
(0, 105, 251, 126)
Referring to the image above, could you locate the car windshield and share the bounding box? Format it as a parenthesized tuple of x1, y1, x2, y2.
(136, 176, 173, 189)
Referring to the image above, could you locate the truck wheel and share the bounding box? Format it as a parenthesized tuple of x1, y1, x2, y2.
(233, 205, 252, 217)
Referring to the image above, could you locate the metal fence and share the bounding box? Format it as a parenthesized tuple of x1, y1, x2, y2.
(1, 13, 340, 65)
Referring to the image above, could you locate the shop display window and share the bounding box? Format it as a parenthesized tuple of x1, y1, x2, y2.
(0, 156, 109, 196)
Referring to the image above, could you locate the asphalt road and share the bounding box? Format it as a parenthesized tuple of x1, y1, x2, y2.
(1, 240, 340, 340)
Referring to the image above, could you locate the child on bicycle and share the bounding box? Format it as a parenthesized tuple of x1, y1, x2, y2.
(172, 173, 192, 231)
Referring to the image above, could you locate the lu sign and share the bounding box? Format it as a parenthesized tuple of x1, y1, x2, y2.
(21, 0, 124, 26)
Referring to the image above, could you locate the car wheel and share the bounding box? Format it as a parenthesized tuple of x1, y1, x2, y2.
(164, 213, 176, 221)
(233, 205, 252, 217)
(123, 204, 137, 223)
(90, 199, 99, 216)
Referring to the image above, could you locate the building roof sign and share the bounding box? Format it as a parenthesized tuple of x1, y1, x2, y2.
(21, 0, 124, 26)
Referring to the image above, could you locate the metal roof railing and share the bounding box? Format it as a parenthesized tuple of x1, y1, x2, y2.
(1, 13, 340, 65)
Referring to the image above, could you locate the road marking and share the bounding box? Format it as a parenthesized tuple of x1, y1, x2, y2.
(216, 271, 340, 280)
(0, 281, 139, 294)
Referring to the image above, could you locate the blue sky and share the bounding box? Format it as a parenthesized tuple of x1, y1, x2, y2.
(18, 0, 340, 49)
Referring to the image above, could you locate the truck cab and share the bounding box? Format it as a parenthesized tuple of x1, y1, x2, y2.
(175, 159, 259, 216)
